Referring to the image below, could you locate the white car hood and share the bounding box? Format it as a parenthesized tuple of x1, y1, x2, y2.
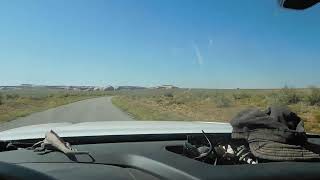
(0, 121, 232, 141)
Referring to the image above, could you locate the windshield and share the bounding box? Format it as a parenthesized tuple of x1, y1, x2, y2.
(0, 0, 319, 134)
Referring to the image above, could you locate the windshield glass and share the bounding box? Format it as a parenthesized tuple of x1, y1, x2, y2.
(0, 0, 319, 133)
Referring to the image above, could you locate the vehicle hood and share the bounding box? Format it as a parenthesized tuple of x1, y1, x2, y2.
(0, 121, 232, 141)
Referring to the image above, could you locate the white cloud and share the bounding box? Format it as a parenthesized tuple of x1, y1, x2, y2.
(193, 43, 203, 65)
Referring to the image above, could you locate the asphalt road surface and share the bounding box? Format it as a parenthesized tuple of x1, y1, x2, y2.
(0, 97, 133, 131)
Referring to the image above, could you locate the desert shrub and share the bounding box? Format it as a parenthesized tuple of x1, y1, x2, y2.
(233, 92, 251, 100)
(0, 93, 3, 105)
(13, 94, 20, 99)
(214, 95, 232, 108)
(276, 86, 301, 105)
(314, 112, 320, 123)
(155, 98, 163, 103)
(198, 91, 210, 100)
(266, 87, 300, 106)
(163, 92, 174, 98)
(47, 94, 55, 98)
(306, 87, 320, 106)
(5, 94, 12, 100)
(30, 96, 45, 100)
(57, 93, 71, 98)
(266, 93, 283, 105)
(6, 94, 20, 100)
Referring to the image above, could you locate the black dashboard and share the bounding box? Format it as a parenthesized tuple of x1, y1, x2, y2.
(0, 133, 320, 180)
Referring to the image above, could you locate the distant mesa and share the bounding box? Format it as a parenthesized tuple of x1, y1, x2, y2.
(152, 85, 179, 89)
(0, 84, 179, 91)
(20, 84, 33, 87)
(71, 85, 115, 91)
(93, 86, 115, 91)
(114, 86, 147, 90)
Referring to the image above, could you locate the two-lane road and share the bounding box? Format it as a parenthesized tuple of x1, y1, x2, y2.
(0, 97, 133, 131)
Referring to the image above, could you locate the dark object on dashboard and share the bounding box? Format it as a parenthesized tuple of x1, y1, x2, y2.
(231, 106, 320, 161)
(212, 143, 258, 165)
(182, 132, 258, 165)
(234, 144, 257, 164)
(29, 130, 89, 154)
(183, 131, 213, 160)
(27, 130, 95, 162)
(279, 0, 319, 10)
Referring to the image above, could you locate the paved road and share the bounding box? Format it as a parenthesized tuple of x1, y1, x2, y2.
(0, 97, 133, 131)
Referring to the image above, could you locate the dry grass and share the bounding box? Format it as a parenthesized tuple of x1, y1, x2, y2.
(0, 88, 114, 123)
(2, 87, 320, 134)
(112, 88, 320, 133)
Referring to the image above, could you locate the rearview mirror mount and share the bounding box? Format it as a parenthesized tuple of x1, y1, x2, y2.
(279, 0, 320, 10)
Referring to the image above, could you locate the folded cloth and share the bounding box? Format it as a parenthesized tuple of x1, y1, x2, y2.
(230, 106, 320, 161)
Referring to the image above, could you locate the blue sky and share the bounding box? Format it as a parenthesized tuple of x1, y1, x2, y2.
(0, 0, 319, 88)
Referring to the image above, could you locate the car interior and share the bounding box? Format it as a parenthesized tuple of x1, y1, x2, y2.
(0, 132, 320, 180)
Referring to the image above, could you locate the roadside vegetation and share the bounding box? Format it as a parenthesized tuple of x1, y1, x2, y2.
(2, 86, 320, 134)
(112, 87, 320, 133)
(0, 88, 114, 123)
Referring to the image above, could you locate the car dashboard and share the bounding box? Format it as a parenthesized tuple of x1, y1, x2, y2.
(0, 133, 320, 180)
